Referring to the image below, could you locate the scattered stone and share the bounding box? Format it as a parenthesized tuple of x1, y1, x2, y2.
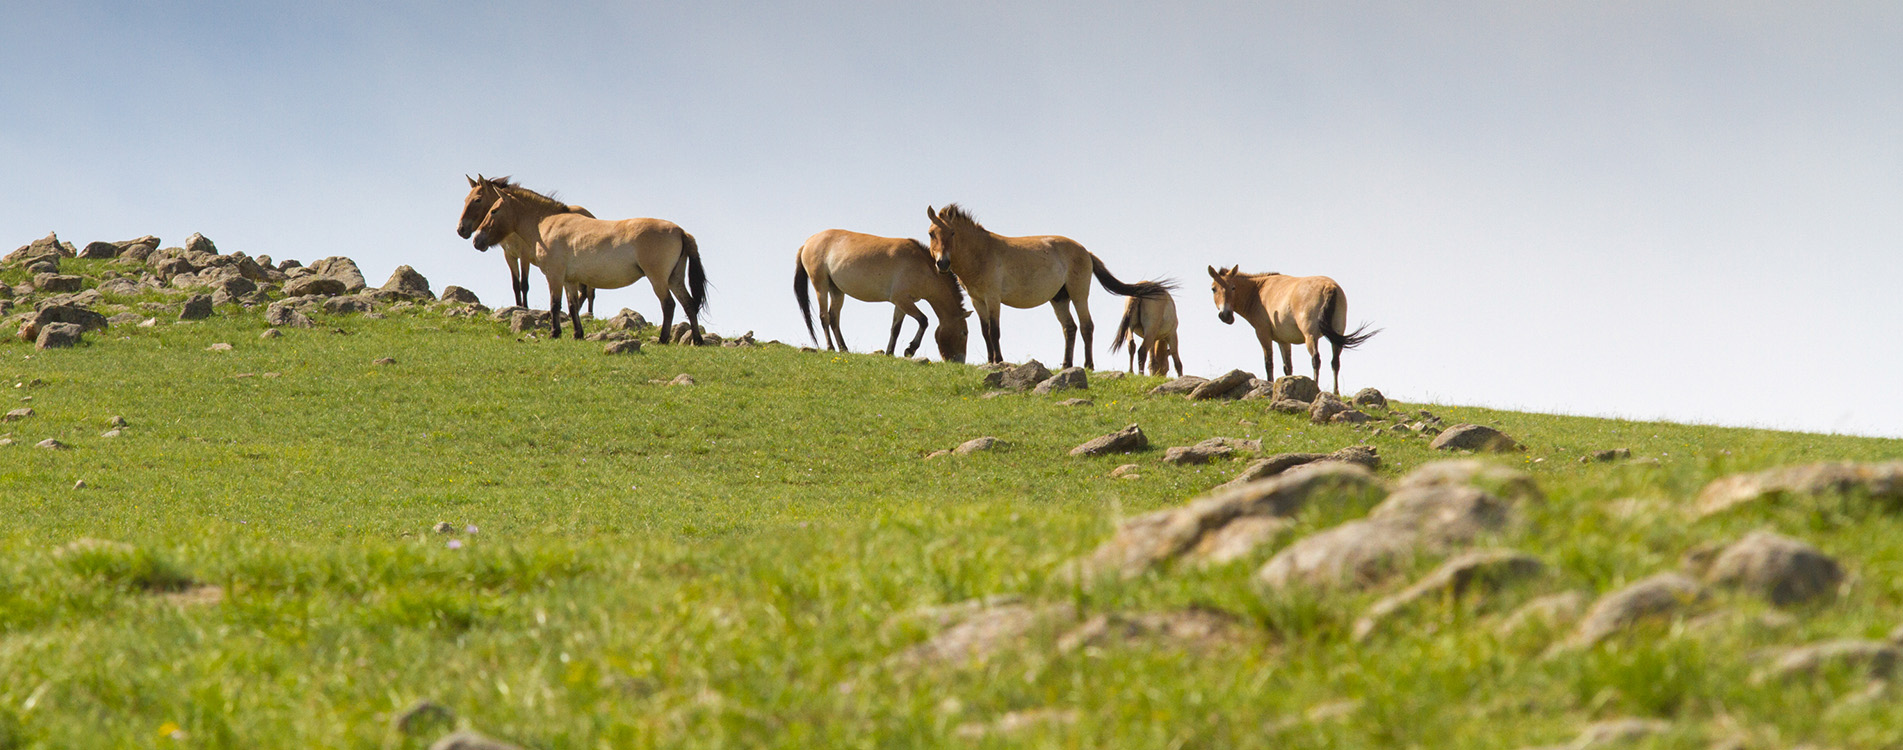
(426, 729, 524, 750)
(954, 436, 1005, 455)
(1695, 461, 1903, 517)
(176, 294, 214, 320)
(1308, 393, 1347, 424)
(283, 275, 347, 297)
(1352, 387, 1388, 410)
(9, 408, 39, 422)
(1429, 424, 1524, 452)
(1071, 463, 1380, 578)
(1566, 573, 1707, 648)
(1223, 445, 1380, 487)
(36, 438, 67, 450)
(1268, 398, 1310, 415)
(310, 256, 367, 292)
(982, 360, 1053, 391)
(1687, 531, 1842, 606)
(322, 294, 376, 315)
(922, 450, 951, 460)
(439, 285, 480, 304)
(78, 241, 120, 259)
(205, 342, 233, 352)
(433, 522, 456, 534)
(1162, 442, 1231, 465)
(509, 309, 551, 333)
(1329, 409, 1373, 425)
(1057, 397, 1093, 407)
(106, 312, 142, 326)
(1352, 550, 1545, 641)
(393, 700, 456, 736)
(1188, 369, 1253, 400)
(891, 601, 1073, 667)
(1757, 639, 1900, 683)
(1053, 607, 1250, 653)
(667, 374, 696, 387)
(29, 304, 109, 335)
(1110, 464, 1140, 479)
(1496, 591, 1590, 638)
(1031, 367, 1088, 394)
(265, 301, 313, 328)
(585, 329, 636, 342)
(182, 232, 217, 255)
(100, 429, 122, 438)
(1580, 448, 1632, 463)
(372, 357, 395, 366)
(380, 265, 433, 298)
(1394, 459, 1544, 504)
(603, 339, 642, 355)
(35, 322, 84, 349)
(259, 328, 282, 339)
(108, 416, 127, 428)
(137, 318, 156, 328)
(1148, 375, 1208, 396)
(73, 479, 88, 490)
(1258, 469, 1517, 593)
(33, 273, 84, 293)
(1271, 375, 1320, 404)
(1069, 423, 1147, 457)
(1188, 516, 1294, 567)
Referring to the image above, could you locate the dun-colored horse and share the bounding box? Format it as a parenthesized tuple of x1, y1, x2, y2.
(470, 183, 707, 342)
(1111, 288, 1183, 377)
(925, 204, 1169, 369)
(793, 229, 970, 362)
(456, 175, 598, 313)
(1208, 265, 1377, 394)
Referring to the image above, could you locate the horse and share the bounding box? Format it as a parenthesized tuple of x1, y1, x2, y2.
(470, 183, 707, 343)
(456, 175, 599, 313)
(1110, 287, 1184, 377)
(792, 229, 970, 362)
(925, 204, 1170, 369)
(1207, 265, 1378, 394)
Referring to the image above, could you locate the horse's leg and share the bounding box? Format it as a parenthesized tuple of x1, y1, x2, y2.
(658, 296, 676, 344)
(826, 287, 848, 352)
(1074, 292, 1096, 371)
(1278, 342, 1294, 377)
(583, 285, 595, 318)
(508, 256, 524, 308)
(1049, 297, 1078, 369)
(1330, 339, 1345, 396)
(546, 280, 563, 339)
(1170, 337, 1185, 377)
(1130, 337, 1141, 374)
(1306, 336, 1327, 393)
(671, 269, 704, 346)
(981, 300, 1004, 364)
(567, 285, 586, 339)
(894, 299, 928, 358)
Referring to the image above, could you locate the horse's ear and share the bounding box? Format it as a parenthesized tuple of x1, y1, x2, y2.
(467, 174, 477, 187)
(927, 206, 944, 227)
(1207, 265, 1220, 279)
(1227, 265, 1240, 275)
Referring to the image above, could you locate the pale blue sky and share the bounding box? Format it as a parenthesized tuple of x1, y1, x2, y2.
(5, 2, 1899, 437)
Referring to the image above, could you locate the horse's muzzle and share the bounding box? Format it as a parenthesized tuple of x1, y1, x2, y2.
(456, 225, 474, 240)
(1218, 310, 1234, 325)
(934, 258, 951, 273)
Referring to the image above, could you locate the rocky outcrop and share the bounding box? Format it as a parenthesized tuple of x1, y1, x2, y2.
(1429, 424, 1524, 453)
(1694, 531, 1843, 606)
(1565, 573, 1707, 648)
(1032, 367, 1088, 394)
(1221, 445, 1380, 487)
(1187, 369, 1253, 400)
(1069, 424, 1148, 457)
(1695, 461, 1903, 517)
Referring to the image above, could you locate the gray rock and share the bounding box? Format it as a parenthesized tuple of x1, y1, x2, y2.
(510, 309, 551, 333)
(1695, 461, 1903, 517)
(212, 275, 256, 298)
(439, 285, 480, 305)
(1188, 369, 1253, 400)
(667, 373, 695, 386)
(264, 301, 314, 328)
(309, 256, 367, 292)
(322, 294, 376, 315)
(1271, 375, 1320, 404)
(380, 265, 433, 299)
(1258, 482, 1513, 593)
(1394, 459, 1544, 505)
(1700, 531, 1843, 606)
(1148, 375, 1208, 396)
(1429, 424, 1525, 453)
(983, 360, 1052, 391)
(36, 322, 85, 349)
(1222, 445, 1381, 487)
(1330, 409, 1373, 425)
(1496, 591, 1590, 638)
(35, 438, 67, 450)
(1757, 639, 1900, 683)
(1580, 448, 1632, 463)
(1352, 388, 1388, 410)
(606, 308, 647, 330)
(28, 305, 108, 336)
(3, 407, 33, 422)
(1353, 549, 1545, 641)
(107, 312, 143, 326)
(954, 436, 1006, 455)
(603, 339, 642, 355)
(178, 294, 214, 320)
(1566, 573, 1707, 648)
(1308, 393, 1347, 424)
(33, 273, 83, 293)
(1057, 397, 1093, 406)
(183, 232, 217, 255)
(78, 241, 121, 259)
(259, 328, 282, 339)
(1268, 398, 1310, 414)
(1069, 423, 1148, 457)
(392, 700, 454, 736)
(1072, 463, 1380, 578)
(283, 275, 347, 298)
(1032, 367, 1088, 394)
(1162, 444, 1230, 465)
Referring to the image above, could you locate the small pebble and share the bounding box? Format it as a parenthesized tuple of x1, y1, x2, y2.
(35, 439, 66, 450)
(259, 329, 282, 339)
(373, 357, 395, 365)
(73, 480, 87, 490)
(206, 342, 232, 351)
(100, 429, 122, 438)
(432, 521, 456, 534)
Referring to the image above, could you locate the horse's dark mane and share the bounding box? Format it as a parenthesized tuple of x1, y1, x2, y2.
(908, 238, 968, 311)
(485, 176, 569, 213)
(937, 203, 983, 231)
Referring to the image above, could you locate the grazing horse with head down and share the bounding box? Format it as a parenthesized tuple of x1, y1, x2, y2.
(471, 182, 706, 342)
(793, 229, 970, 362)
(1208, 265, 1378, 395)
(456, 175, 597, 312)
(925, 203, 1170, 369)
(1111, 287, 1183, 377)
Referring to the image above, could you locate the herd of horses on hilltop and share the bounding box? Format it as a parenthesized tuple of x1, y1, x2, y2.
(456, 176, 1378, 394)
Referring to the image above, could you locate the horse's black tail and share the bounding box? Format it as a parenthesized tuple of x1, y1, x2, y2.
(683, 231, 709, 316)
(1089, 254, 1175, 299)
(1110, 297, 1140, 354)
(794, 258, 818, 345)
(1320, 286, 1380, 349)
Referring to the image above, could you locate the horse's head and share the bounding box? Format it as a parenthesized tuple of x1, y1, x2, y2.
(935, 309, 970, 363)
(1209, 265, 1243, 325)
(469, 192, 515, 251)
(926, 204, 977, 274)
(458, 174, 507, 243)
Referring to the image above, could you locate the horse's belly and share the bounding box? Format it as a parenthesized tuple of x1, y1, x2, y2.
(566, 256, 644, 290)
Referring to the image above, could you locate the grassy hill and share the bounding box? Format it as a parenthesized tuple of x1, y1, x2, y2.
(4, 255, 1903, 749)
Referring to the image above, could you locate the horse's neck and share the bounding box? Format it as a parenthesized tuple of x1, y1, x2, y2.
(1232, 278, 1274, 324)
(951, 232, 1002, 278)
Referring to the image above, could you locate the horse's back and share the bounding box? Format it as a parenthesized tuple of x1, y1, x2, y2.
(804, 229, 937, 303)
(544, 214, 686, 289)
(1258, 274, 1345, 338)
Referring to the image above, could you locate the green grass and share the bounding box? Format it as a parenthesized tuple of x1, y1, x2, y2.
(2, 282, 1901, 748)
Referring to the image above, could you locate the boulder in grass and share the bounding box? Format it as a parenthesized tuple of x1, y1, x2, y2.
(440, 286, 480, 305)
(603, 339, 642, 355)
(35, 323, 84, 349)
(1697, 531, 1844, 606)
(381, 265, 434, 299)
(1308, 393, 1347, 424)
(78, 241, 121, 259)
(1188, 369, 1253, 400)
(1694, 461, 1903, 517)
(1565, 573, 1707, 649)
(322, 294, 376, 316)
(1032, 367, 1088, 394)
(284, 275, 347, 298)
(1149, 375, 1207, 396)
(33, 273, 84, 293)
(1352, 388, 1388, 411)
(982, 360, 1052, 391)
(178, 294, 214, 320)
(1271, 375, 1319, 404)
(1221, 445, 1379, 488)
(1352, 549, 1545, 641)
(1069, 423, 1148, 457)
(309, 256, 367, 292)
(954, 436, 1006, 455)
(1429, 424, 1524, 453)
(265, 301, 314, 328)
(606, 308, 647, 331)
(183, 232, 218, 255)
